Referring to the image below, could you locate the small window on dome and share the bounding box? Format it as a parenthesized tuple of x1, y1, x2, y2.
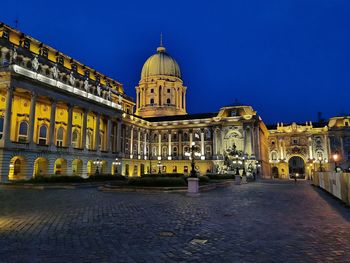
(167, 98, 171, 104)
(150, 99, 154, 105)
(150, 89, 154, 93)
(167, 89, 170, 93)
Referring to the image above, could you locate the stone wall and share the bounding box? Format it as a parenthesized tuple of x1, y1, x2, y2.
(313, 172, 350, 204)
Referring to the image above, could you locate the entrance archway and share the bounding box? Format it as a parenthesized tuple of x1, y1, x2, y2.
(72, 159, 83, 177)
(54, 158, 67, 175)
(9, 156, 27, 180)
(288, 156, 305, 179)
(34, 157, 48, 177)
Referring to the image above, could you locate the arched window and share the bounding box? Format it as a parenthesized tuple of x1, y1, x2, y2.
(14, 159, 21, 175)
(0, 117, 4, 139)
(18, 121, 28, 142)
(56, 127, 64, 147)
(162, 146, 167, 157)
(205, 145, 212, 156)
(72, 130, 80, 148)
(86, 131, 92, 149)
(153, 133, 157, 142)
(150, 98, 154, 105)
(99, 131, 104, 151)
(271, 152, 277, 160)
(152, 146, 157, 157)
(167, 98, 171, 104)
(173, 146, 178, 157)
(205, 129, 211, 140)
(183, 133, 188, 141)
(38, 125, 47, 145)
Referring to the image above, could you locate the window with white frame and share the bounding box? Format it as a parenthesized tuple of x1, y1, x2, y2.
(38, 125, 47, 145)
(86, 131, 92, 149)
(18, 121, 28, 142)
(72, 130, 79, 148)
(56, 127, 64, 147)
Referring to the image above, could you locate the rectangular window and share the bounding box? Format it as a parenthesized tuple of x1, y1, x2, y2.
(2, 30, 9, 39)
(23, 39, 30, 49)
(57, 56, 64, 65)
(41, 48, 48, 58)
(150, 89, 154, 93)
(167, 89, 170, 93)
(184, 166, 188, 173)
(71, 63, 77, 72)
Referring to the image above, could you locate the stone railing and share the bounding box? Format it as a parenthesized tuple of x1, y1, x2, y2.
(313, 172, 350, 204)
(1, 45, 126, 110)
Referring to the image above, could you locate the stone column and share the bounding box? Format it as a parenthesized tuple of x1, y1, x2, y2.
(326, 135, 331, 159)
(66, 105, 73, 148)
(158, 132, 162, 157)
(201, 129, 205, 157)
(220, 128, 225, 155)
(308, 137, 313, 159)
(279, 139, 284, 160)
(250, 127, 254, 155)
(116, 120, 122, 153)
(137, 129, 141, 157)
(179, 132, 183, 159)
(3, 86, 14, 144)
(136, 90, 139, 109)
(340, 137, 345, 160)
(82, 110, 88, 150)
(144, 131, 147, 158)
(49, 100, 57, 146)
(130, 126, 134, 158)
(189, 130, 193, 147)
(95, 113, 100, 151)
(168, 132, 172, 159)
(213, 128, 217, 156)
(28, 91, 37, 145)
(107, 118, 112, 153)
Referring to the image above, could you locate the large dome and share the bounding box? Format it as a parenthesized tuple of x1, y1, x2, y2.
(141, 46, 181, 79)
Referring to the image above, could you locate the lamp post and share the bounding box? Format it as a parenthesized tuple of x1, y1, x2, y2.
(184, 142, 201, 178)
(333, 152, 339, 172)
(157, 156, 162, 174)
(185, 142, 201, 196)
(93, 158, 103, 175)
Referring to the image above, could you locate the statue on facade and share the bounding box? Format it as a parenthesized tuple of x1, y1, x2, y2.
(52, 64, 59, 80)
(84, 78, 90, 92)
(32, 55, 39, 72)
(69, 72, 75, 86)
(96, 85, 101, 96)
(107, 89, 112, 101)
(118, 94, 122, 104)
(11, 47, 17, 64)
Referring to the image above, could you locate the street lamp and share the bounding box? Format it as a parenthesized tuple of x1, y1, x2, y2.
(93, 158, 103, 175)
(184, 142, 201, 177)
(333, 152, 339, 172)
(157, 160, 162, 174)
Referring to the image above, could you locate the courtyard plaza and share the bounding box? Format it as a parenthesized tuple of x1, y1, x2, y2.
(1, 180, 350, 262)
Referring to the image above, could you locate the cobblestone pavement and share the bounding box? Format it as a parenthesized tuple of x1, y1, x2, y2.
(1, 181, 350, 263)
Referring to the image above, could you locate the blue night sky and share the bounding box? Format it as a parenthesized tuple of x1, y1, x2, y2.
(2, 0, 350, 124)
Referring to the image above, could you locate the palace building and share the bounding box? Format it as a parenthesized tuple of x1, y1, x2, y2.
(0, 22, 349, 181)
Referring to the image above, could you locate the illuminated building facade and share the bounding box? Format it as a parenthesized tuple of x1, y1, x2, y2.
(267, 117, 350, 179)
(0, 22, 349, 181)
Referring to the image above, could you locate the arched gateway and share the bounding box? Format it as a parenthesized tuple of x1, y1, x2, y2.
(288, 156, 305, 179)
